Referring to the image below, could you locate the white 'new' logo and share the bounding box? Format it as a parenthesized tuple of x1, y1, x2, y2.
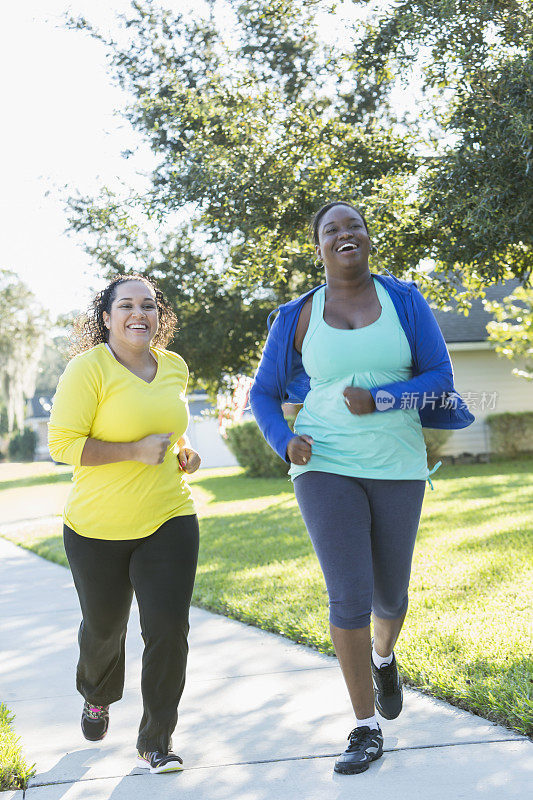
(375, 390, 395, 410)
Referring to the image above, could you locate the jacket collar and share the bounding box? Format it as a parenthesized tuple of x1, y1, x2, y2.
(276, 269, 416, 316)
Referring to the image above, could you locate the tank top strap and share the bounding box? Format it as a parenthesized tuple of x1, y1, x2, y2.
(374, 277, 397, 322)
(302, 286, 325, 355)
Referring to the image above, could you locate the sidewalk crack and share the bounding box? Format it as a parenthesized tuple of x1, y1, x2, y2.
(26, 736, 525, 788)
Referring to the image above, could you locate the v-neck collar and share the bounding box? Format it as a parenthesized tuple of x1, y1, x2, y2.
(103, 343, 159, 385)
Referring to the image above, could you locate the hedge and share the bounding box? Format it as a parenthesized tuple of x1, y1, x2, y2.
(8, 427, 37, 462)
(225, 420, 289, 477)
(422, 428, 452, 465)
(486, 411, 533, 457)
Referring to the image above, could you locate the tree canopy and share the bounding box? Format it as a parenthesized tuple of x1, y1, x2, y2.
(354, 0, 533, 283)
(67, 199, 274, 393)
(69, 0, 424, 285)
(67, 0, 532, 386)
(485, 286, 533, 380)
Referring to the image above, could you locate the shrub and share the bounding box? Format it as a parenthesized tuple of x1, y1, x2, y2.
(486, 412, 533, 457)
(423, 428, 452, 465)
(8, 427, 37, 462)
(226, 420, 290, 477)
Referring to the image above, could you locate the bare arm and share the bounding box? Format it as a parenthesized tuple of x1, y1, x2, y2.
(80, 434, 173, 466)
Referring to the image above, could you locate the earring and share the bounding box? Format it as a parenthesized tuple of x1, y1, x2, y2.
(314, 257, 323, 268)
(370, 243, 379, 254)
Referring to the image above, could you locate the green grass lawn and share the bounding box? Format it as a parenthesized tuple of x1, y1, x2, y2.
(1, 459, 531, 739)
(0, 470, 73, 492)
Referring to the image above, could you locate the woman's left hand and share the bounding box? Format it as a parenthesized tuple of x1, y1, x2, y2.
(178, 448, 201, 474)
(343, 387, 376, 415)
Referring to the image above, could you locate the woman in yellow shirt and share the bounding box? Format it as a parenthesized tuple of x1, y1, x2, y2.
(48, 274, 200, 774)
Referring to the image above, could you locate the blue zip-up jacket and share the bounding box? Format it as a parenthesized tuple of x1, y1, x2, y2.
(250, 272, 475, 462)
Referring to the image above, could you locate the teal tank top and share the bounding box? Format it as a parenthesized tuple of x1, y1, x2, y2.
(289, 278, 429, 482)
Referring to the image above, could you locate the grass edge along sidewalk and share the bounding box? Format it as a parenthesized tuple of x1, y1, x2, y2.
(0, 702, 36, 791)
(1, 459, 532, 748)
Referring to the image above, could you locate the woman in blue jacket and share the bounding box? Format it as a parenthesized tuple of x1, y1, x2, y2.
(250, 200, 474, 776)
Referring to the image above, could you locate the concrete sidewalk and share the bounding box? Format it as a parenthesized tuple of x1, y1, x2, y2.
(0, 536, 531, 799)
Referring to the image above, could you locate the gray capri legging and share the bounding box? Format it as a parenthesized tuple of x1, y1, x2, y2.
(293, 471, 426, 629)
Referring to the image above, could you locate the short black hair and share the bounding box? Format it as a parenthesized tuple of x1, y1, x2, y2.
(311, 201, 369, 245)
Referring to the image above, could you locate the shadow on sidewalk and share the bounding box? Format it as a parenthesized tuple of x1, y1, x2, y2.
(29, 748, 101, 791)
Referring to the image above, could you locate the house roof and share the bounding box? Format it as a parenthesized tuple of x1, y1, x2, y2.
(432, 279, 522, 343)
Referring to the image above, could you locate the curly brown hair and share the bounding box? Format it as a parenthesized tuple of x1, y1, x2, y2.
(71, 274, 178, 356)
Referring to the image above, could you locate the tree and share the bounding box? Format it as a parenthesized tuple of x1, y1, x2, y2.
(0, 271, 47, 432)
(66, 0, 532, 389)
(67, 0, 426, 284)
(67, 201, 274, 393)
(35, 331, 70, 396)
(353, 0, 533, 285)
(485, 285, 533, 380)
(351, 0, 533, 370)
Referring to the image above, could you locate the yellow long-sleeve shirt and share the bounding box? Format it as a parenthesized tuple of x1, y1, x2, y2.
(48, 344, 195, 540)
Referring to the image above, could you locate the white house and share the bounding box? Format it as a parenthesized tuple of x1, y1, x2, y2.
(25, 395, 53, 461)
(186, 393, 241, 468)
(431, 280, 531, 457)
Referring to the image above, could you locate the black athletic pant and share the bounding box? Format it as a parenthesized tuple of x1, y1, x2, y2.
(63, 515, 199, 753)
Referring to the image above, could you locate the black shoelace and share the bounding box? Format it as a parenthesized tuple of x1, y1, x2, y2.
(346, 726, 379, 752)
(376, 661, 398, 694)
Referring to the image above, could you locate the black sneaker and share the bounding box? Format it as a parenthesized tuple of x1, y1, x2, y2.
(334, 725, 383, 774)
(81, 701, 109, 741)
(137, 751, 184, 774)
(371, 652, 403, 720)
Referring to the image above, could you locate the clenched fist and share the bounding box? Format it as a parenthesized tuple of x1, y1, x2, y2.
(178, 448, 201, 474)
(343, 387, 376, 415)
(286, 434, 313, 465)
(133, 433, 173, 465)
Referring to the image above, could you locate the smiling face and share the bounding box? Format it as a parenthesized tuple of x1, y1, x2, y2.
(102, 280, 159, 352)
(315, 204, 371, 274)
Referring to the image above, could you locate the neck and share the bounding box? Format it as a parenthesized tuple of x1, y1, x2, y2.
(107, 337, 153, 368)
(324, 266, 373, 297)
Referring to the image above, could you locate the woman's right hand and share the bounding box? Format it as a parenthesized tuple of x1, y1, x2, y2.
(287, 434, 313, 465)
(133, 433, 173, 465)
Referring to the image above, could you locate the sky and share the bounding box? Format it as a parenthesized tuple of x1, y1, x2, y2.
(0, 0, 394, 320)
(1, 1, 158, 318)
